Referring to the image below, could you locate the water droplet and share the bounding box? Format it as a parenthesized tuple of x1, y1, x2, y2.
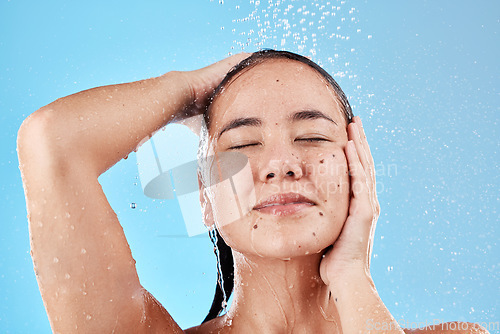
(65, 273, 71, 279)
(81, 248, 87, 254)
(130, 203, 136, 209)
(53, 257, 59, 263)
(387, 266, 393, 271)
(86, 314, 92, 320)
(65, 212, 71, 218)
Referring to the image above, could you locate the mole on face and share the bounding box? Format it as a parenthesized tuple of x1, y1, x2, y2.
(253, 224, 258, 229)
(332, 154, 335, 158)
(276, 79, 279, 82)
(319, 212, 324, 216)
(320, 159, 324, 164)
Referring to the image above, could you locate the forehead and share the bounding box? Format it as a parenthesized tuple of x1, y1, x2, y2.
(209, 59, 343, 130)
(221, 58, 331, 96)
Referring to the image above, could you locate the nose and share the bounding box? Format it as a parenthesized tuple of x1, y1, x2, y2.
(258, 147, 304, 182)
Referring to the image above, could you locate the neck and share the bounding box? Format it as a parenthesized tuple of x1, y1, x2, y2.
(225, 251, 341, 333)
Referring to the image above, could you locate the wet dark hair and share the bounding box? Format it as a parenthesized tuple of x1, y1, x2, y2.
(204, 49, 354, 129)
(202, 49, 354, 323)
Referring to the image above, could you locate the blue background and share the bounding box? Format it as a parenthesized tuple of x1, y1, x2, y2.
(1, 0, 498, 332)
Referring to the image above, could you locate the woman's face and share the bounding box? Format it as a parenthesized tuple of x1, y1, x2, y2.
(203, 59, 350, 259)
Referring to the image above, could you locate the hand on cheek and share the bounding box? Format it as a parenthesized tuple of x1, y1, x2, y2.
(320, 116, 379, 286)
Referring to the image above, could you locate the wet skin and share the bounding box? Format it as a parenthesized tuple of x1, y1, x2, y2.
(204, 59, 351, 260)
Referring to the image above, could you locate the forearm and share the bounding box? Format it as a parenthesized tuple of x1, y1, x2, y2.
(330, 271, 404, 334)
(27, 71, 192, 176)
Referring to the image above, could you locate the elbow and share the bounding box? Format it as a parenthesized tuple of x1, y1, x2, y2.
(17, 107, 58, 164)
(17, 107, 76, 180)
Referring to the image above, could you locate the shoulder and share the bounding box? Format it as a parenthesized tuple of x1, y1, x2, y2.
(185, 316, 230, 334)
(134, 289, 186, 333)
(404, 321, 490, 334)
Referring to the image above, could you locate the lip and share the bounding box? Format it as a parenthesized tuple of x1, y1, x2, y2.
(253, 192, 316, 216)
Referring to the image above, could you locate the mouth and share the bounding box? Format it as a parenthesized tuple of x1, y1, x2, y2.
(253, 192, 316, 216)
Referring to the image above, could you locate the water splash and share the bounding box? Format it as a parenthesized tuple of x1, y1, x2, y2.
(209, 228, 228, 314)
(211, 0, 374, 115)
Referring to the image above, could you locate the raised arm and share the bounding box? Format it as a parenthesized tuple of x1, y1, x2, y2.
(320, 117, 489, 334)
(320, 116, 404, 334)
(17, 53, 248, 333)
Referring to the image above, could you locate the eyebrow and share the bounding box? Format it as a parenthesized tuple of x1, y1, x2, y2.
(291, 110, 338, 125)
(217, 110, 337, 139)
(218, 117, 262, 138)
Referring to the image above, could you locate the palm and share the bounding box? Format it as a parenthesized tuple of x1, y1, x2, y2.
(184, 53, 250, 117)
(320, 117, 379, 285)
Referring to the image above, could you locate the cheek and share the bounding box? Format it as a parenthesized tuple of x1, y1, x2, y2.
(206, 156, 257, 253)
(205, 151, 256, 224)
(308, 149, 350, 216)
(307, 149, 349, 194)
(209, 188, 250, 253)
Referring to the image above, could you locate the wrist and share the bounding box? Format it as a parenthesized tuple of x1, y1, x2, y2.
(327, 265, 374, 295)
(158, 71, 199, 122)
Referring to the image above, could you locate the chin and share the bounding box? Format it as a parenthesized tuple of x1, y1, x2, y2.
(218, 210, 344, 260)
(252, 230, 339, 260)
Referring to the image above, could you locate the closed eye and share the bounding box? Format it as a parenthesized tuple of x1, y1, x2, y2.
(295, 137, 330, 143)
(229, 143, 261, 150)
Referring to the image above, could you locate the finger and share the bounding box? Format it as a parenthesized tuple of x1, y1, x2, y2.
(348, 123, 373, 190)
(353, 116, 375, 175)
(345, 141, 373, 244)
(348, 123, 368, 169)
(346, 135, 378, 220)
(345, 140, 370, 203)
(347, 140, 378, 264)
(352, 118, 379, 258)
(351, 117, 378, 206)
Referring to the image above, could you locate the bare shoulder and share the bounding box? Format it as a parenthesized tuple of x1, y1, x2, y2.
(185, 316, 229, 334)
(404, 321, 490, 334)
(138, 290, 185, 333)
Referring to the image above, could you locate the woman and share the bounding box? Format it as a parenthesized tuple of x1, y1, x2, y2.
(18, 50, 487, 333)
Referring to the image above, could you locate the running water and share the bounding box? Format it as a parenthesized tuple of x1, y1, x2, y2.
(208, 228, 228, 314)
(213, 0, 368, 113)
